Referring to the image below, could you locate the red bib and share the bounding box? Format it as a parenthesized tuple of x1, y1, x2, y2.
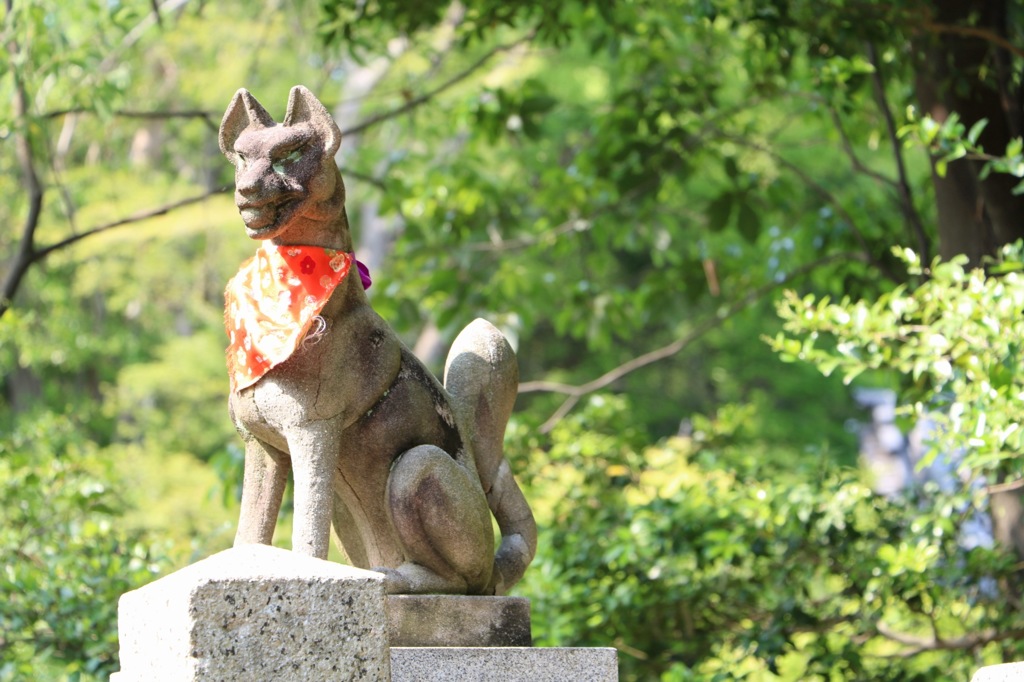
(224, 243, 354, 392)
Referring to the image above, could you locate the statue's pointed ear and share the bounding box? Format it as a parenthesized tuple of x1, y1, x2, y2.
(219, 89, 276, 161)
(283, 85, 342, 157)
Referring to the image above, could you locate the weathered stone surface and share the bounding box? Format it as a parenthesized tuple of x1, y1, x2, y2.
(218, 86, 536, 595)
(972, 662, 1024, 681)
(390, 646, 619, 682)
(115, 544, 388, 681)
(388, 595, 531, 647)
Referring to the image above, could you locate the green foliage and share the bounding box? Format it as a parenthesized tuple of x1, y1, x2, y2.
(0, 413, 170, 681)
(0, 0, 139, 125)
(899, 110, 1024, 190)
(516, 397, 1019, 681)
(772, 244, 1024, 480)
(763, 242, 1024, 678)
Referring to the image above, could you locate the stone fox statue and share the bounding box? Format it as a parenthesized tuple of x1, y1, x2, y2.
(218, 85, 536, 595)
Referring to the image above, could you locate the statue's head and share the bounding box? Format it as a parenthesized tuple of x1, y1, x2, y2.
(219, 86, 344, 241)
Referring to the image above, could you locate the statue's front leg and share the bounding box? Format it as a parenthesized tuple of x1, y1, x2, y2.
(287, 422, 340, 559)
(235, 436, 290, 546)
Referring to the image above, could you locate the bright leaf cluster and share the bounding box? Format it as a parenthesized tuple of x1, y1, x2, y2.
(771, 244, 1024, 481)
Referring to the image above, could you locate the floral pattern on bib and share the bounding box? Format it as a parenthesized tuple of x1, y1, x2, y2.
(224, 243, 360, 392)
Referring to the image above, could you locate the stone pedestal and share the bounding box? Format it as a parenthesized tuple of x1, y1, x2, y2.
(386, 595, 617, 680)
(390, 647, 618, 682)
(388, 595, 531, 647)
(113, 544, 389, 681)
(114, 546, 617, 681)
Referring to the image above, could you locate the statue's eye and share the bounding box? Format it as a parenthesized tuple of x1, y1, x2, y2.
(235, 153, 248, 171)
(272, 149, 304, 175)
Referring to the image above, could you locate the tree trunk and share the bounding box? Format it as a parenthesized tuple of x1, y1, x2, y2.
(913, 0, 1024, 266)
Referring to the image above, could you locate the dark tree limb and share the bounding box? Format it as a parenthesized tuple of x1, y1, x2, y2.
(44, 108, 220, 133)
(923, 21, 1024, 61)
(827, 106, 898, 189)
(45, 108, 216, 120)
(2, 0, 45, 319)
(150, 0, 164, 29)
(519, 252, 870, 432)
(32, 187, 230, 263)
(2, 187, 229, 317)
(865, 41, 931, 263)
(337, 166, 388, 190)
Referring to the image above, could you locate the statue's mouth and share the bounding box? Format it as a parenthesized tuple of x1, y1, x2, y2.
(237, 195, 301, 237)
(239, 207, 278, 232)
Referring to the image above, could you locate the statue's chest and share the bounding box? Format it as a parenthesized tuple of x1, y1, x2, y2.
(229, 359, 335, 448)
(226, 305, 407, 452)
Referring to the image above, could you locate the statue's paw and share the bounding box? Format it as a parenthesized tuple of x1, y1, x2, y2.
(371, 566, 411, 595)
(370, 561, 471, 595)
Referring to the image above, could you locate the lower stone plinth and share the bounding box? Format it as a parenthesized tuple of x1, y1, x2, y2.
(973, 662, 1024, 681)
(390, 646, 618, 681)
(114, 544, 389, 681)
(388, 595, 531, 647)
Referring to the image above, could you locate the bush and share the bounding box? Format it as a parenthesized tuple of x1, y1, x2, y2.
(515, 396, 1019, 681)
(0, 412, 169, 682)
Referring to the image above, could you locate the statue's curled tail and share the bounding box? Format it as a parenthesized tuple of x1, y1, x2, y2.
(444, 319, 537, 595)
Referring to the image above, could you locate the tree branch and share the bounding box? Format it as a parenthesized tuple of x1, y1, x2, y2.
(923, 21, 1024, 61)
(865, 41, 931, 263)
(2, 188, 229, 318)
(986, 479, 1024, 495)
(340, 30, 536, 138)
(874, 621, 1024, 657)
(32, 187, 229, 262)
(45, 108, 215, 120)
(150, 0, 164, 30)
(520, 251, 870, 432)
(827, 106, 897, 188)
(43, 108, 220, 133)
(338, 166, 388, 190)
(2, 0, 45, 319)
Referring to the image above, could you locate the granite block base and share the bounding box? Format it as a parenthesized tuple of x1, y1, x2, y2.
(113, 544, 389, 681)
